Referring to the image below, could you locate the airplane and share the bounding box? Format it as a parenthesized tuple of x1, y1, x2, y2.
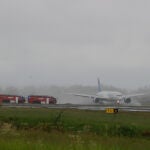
(71, 78, 145, 105)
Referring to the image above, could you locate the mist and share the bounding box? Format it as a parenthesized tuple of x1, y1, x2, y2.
(0, 0, 150, 90)
(0, 84, 150, 105)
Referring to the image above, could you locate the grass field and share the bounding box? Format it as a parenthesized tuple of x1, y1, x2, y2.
(0, 108, 149, 150)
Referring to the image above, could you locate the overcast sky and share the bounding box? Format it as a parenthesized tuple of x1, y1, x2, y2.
(0, 0, 150, 89)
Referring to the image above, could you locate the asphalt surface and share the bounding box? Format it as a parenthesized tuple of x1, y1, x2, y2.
(1, 103, 150, 112)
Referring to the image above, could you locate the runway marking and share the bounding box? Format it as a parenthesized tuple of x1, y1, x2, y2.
(1, 104, 150, 112)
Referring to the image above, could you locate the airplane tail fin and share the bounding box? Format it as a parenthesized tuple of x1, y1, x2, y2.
(97, 78, 102, 92)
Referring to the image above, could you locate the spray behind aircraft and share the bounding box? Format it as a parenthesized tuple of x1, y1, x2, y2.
(72, 78, 145, 105)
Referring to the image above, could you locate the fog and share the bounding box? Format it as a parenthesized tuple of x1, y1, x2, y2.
(0, 84, 150, 105)
(0, 0, 150, 89)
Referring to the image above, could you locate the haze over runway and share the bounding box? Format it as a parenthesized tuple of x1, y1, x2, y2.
(0, 0, 150, 89)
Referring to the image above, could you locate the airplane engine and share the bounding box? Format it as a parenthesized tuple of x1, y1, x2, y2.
(94, 97, 106, 104)
(124, 98, 131, 103)
(94, 98, 101, 103)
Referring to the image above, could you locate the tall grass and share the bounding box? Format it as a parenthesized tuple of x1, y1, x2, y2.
(0, 108, 149, 137)
(0, 108, 149, 149)
(0, 130, 149, 150)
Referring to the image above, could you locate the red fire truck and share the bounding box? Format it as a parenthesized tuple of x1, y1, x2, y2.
(0, 95, 25, 104)
(28, 95, 57, 104)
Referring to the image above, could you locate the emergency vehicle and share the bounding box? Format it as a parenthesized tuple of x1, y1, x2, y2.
(0, 95, 25, 104)
(28, 95, 57, 104)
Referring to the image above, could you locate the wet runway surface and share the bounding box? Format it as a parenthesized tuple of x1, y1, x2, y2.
(2, 103, 150, 112)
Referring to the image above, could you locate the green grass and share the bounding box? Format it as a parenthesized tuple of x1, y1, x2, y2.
(0, 130, 149, 150)
(0, 108, 149, 150)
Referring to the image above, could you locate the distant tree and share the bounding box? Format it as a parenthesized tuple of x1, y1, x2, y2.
(21, 86, 37, 95)
(4, 86, 19, 95)
(0, 87, 3, 93)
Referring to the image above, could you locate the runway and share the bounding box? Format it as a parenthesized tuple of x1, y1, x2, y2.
(1, 103, 150, 112)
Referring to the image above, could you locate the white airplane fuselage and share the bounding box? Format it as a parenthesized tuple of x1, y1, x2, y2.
(96, 91, 123, 99)
(94, 91, 124, 104)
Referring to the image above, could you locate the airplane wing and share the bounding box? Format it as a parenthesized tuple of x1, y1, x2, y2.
(70, 93, 95, 99)
(125, 93, 146, 98)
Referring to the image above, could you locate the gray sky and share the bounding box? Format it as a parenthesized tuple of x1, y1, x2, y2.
(0, 0, 150, 89)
